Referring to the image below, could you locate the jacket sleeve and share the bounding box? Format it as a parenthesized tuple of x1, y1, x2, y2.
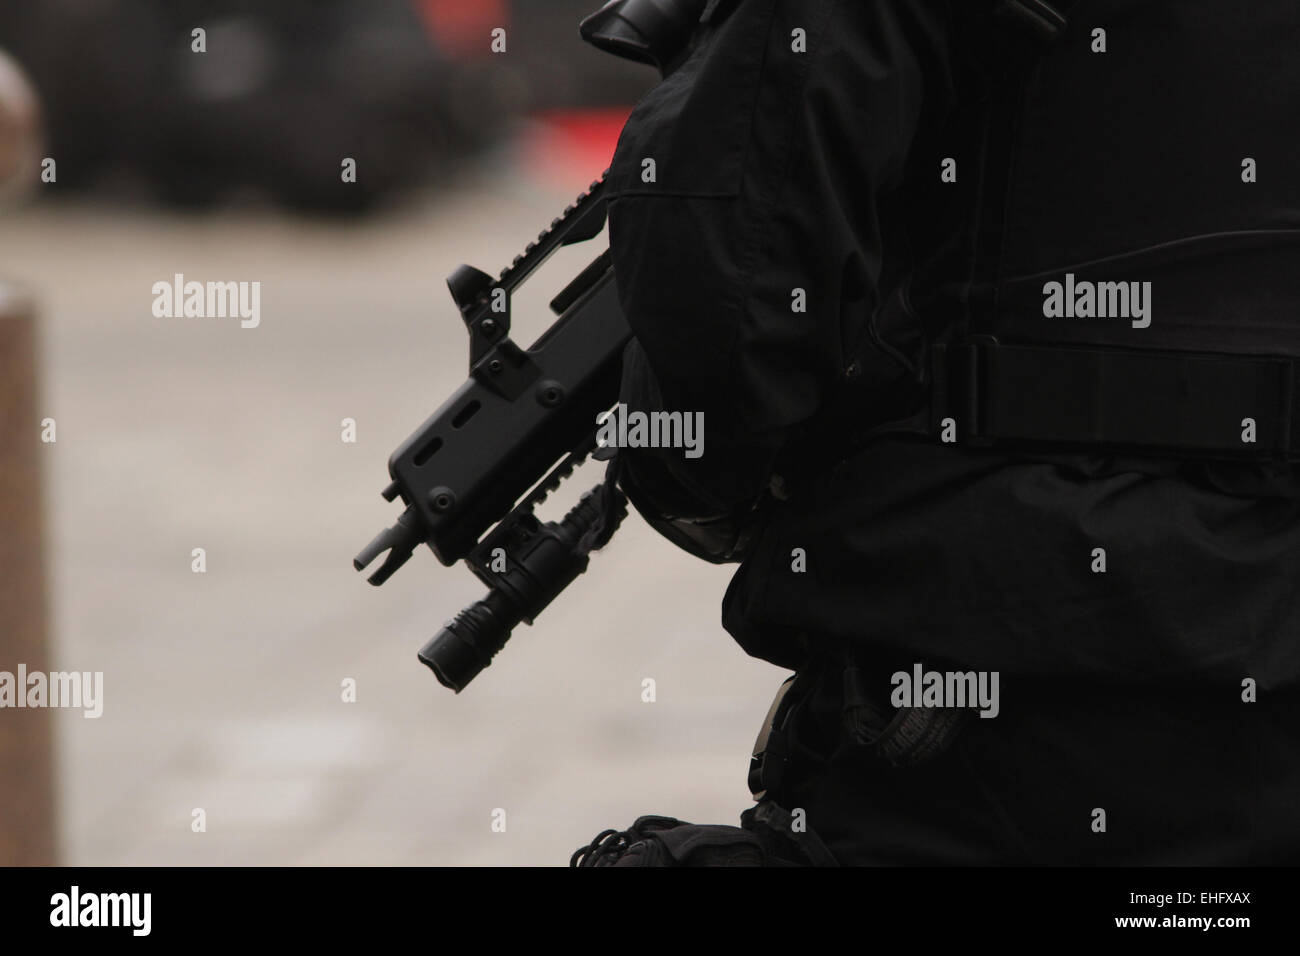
(604, 0, 955, 519)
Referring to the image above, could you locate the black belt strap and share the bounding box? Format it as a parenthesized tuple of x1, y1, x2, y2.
(929, 339, 1300, 461)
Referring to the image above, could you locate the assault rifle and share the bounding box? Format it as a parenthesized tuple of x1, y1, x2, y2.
(354, 0, 714, 692)
(353, 175, 633, 693)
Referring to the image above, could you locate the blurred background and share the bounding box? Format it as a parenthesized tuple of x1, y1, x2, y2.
(0, 0, 785, 865)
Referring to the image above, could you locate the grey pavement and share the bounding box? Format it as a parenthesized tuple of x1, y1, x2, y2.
(0, 141, 787, 865)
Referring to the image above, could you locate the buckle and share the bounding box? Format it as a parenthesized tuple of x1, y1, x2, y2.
(929, 335, 1000, 447)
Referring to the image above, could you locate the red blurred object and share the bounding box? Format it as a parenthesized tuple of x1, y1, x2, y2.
(416, 0, 509, 57)
(524, 107, 631, 187)
(538, 108, 630, 161)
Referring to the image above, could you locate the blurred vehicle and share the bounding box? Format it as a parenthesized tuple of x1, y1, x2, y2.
(0, 1, 651, 212)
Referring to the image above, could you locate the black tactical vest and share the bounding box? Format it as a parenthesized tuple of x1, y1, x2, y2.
(910, 0, 1300, 463)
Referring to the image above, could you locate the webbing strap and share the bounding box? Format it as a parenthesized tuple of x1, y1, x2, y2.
(963, 0, 1082, 339)
(929, 339, 1300, 461)
(993, 0, 1075, 45)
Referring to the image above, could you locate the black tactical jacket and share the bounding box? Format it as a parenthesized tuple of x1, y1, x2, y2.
(604, 0, 1300, 699)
